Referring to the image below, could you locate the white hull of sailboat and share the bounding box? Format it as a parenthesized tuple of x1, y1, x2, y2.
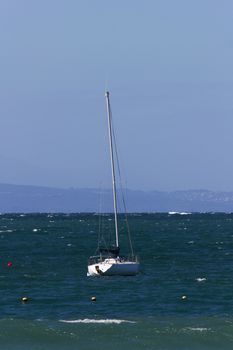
(87, 258, 140, 276)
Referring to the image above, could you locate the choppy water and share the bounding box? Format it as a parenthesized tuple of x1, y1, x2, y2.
(1, 213, 233, 349)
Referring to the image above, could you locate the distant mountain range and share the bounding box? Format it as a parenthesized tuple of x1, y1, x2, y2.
(1, 183, 233, 213)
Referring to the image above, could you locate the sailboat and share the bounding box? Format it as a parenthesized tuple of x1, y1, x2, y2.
(87, 91, 140, 276)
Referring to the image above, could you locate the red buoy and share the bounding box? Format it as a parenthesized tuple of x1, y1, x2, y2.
(7, 262, 13, 267)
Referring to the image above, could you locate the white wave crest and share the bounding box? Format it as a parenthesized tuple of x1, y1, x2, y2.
(168, 211, 191, 215)
(60, 319, 136, 324)
(186, 327, 210, 332)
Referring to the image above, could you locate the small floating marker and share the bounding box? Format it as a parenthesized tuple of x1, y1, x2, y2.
(181, 295, 187, 300)
(91, 296, 96, 302)
(196, 277, 206, 282)
(7, 262, 13, 267)
(21, 297, 29, 303)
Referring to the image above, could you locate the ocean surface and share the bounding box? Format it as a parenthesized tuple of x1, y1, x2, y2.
(1, 213, 233, 349)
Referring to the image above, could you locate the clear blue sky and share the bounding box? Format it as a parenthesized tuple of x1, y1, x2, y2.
(0, 0, 233, 191)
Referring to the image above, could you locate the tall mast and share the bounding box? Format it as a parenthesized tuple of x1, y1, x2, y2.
(105, 91, 119, 248)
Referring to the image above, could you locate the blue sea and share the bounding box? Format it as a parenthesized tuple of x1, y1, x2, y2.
(1, 213, 233, 349)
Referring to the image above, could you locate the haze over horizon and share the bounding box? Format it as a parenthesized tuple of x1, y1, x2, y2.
(1, 1, 233, 192)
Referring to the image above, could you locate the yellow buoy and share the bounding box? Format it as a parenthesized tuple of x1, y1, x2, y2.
(21, 297, 29, 303)
(91, 296, 96, 302)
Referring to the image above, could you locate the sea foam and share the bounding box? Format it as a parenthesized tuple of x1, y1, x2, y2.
(59, 319, 136, 324)
(186, 327, 210, 332)
(169, 212, 191, 215)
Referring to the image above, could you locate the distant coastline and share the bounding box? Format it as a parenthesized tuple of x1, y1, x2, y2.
(1, 183, 233, 213)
